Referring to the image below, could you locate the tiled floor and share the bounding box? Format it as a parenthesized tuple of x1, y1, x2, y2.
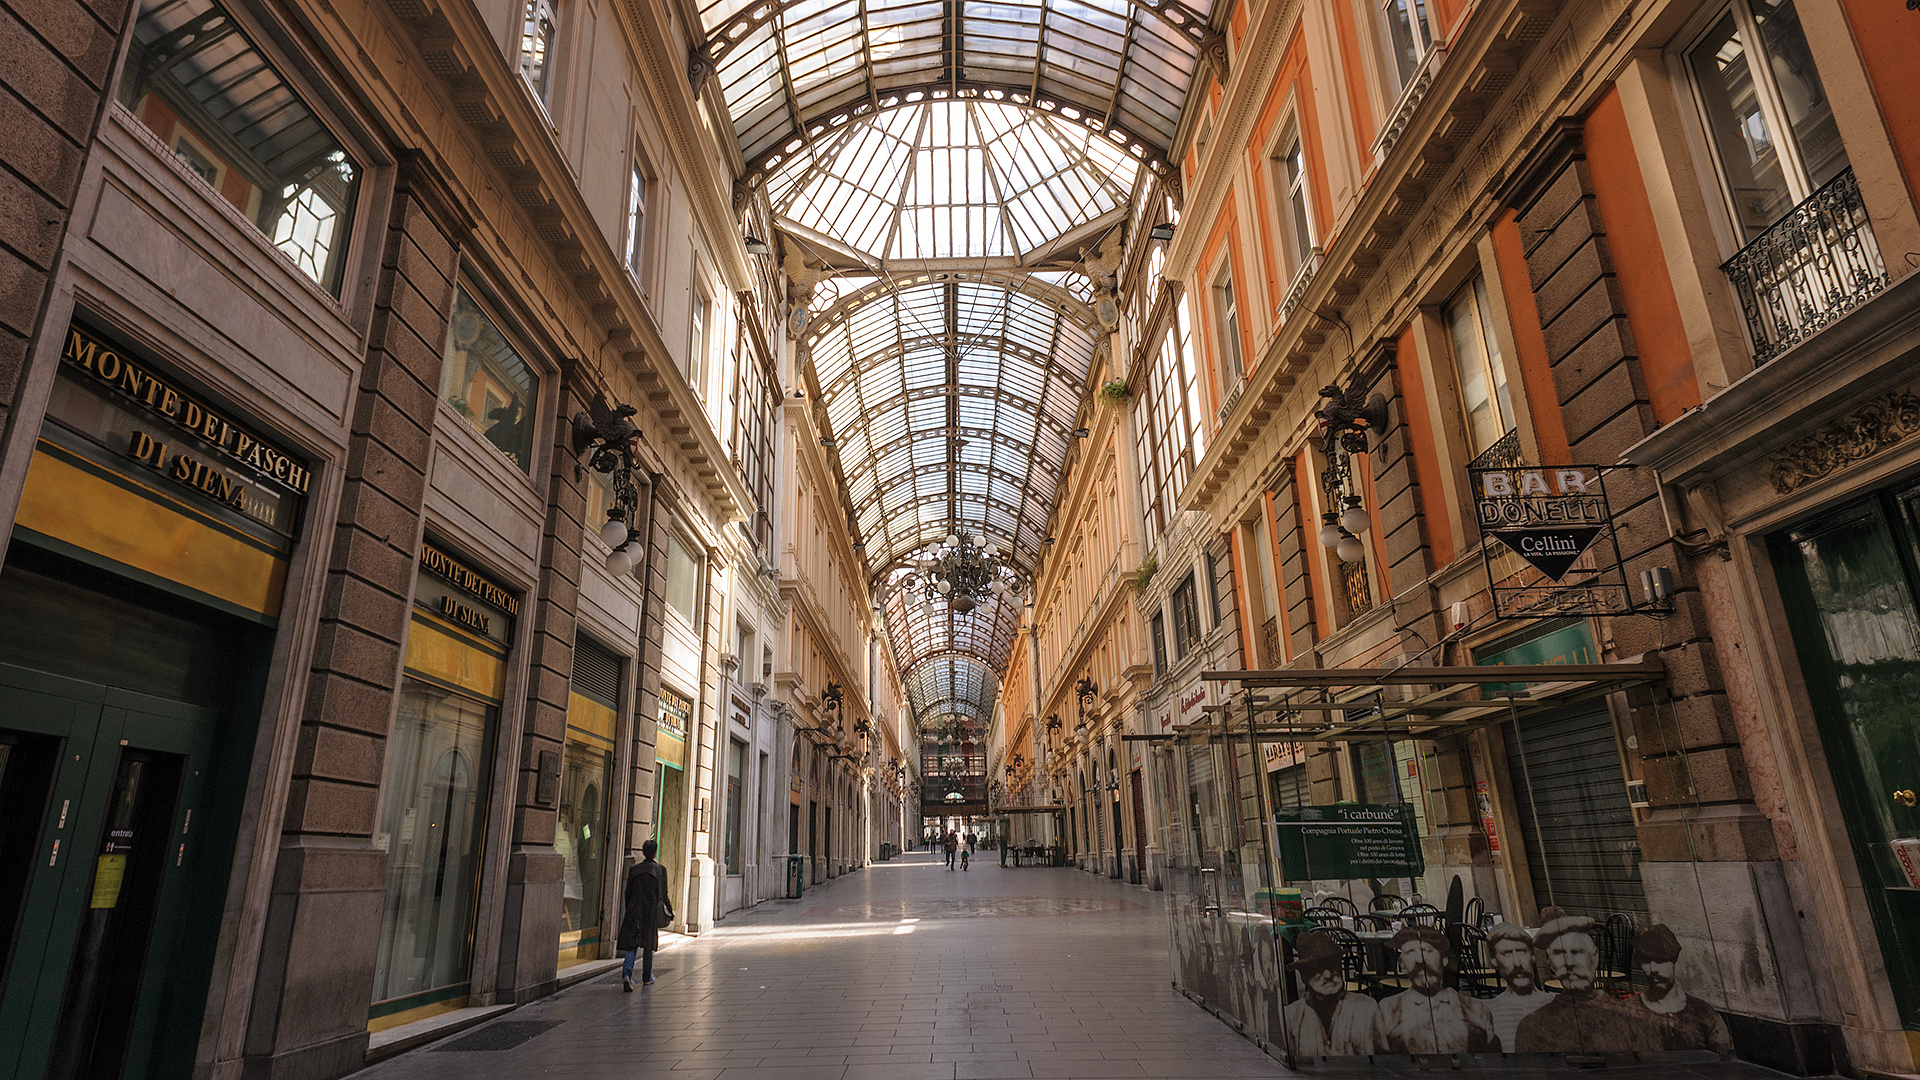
(358, 851, 1283, 1079)
(355, 854, 1808, 1080)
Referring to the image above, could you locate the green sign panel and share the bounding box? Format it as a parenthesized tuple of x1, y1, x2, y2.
(1272, 804, 1423, 880)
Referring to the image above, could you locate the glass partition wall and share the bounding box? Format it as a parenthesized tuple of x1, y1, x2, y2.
(1157, 669, 1738, 1067)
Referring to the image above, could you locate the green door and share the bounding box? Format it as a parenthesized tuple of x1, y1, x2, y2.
(0, 663, 216, 1080)
(1772, 493, 1920, 1032)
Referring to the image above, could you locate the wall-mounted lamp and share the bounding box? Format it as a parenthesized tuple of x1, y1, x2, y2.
(571, 391, 643, 576)
(744, 235, 772, 256)
(1147, 222, 1176, 242)
(1071, 427, 1090, 438)
(820, 436, 836, 448)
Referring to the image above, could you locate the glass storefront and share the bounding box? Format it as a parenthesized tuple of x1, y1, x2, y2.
(559, 640, 620, 966)
(370, 543, 517, 1029)
(655, 686, 691, 922)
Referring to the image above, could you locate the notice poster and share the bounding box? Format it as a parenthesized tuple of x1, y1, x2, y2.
(1271, 804, 1422, 880)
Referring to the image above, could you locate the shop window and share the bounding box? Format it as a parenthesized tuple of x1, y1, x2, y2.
(1685, 0, 1848, 245)
(665, 532, 700, 625)
(518, 0, 557, 107)
(119, 0, 362, 295)
(725, 739, 746, 874)
(1445, 273, 1513, 455)
(1172, 573, 1202, 659)
(560, 639, 619, 961)
(441, 286, 540, 472)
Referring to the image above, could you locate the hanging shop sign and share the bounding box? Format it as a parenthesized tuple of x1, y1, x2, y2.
(1468, 462, 1637, 618)
(1271, 803, 1422, 880)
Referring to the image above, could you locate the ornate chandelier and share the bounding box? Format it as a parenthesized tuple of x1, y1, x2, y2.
(900, 529, 1027, 612)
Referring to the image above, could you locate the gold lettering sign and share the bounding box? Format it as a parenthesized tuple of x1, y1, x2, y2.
(419, 542, 521, 617)
(64, 325, 311, 495)
(439, 594, 492, 635)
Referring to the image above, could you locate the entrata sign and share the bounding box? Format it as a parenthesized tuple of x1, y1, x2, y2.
(1469, 460, 1636, 618)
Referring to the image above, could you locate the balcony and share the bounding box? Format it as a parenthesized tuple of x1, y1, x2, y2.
(1722, 168, 1889, 365)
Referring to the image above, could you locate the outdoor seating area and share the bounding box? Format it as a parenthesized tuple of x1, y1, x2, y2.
(1007, 841, 1063, 866)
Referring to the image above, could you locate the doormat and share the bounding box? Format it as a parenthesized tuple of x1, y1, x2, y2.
(432, 1019, 565, 1052)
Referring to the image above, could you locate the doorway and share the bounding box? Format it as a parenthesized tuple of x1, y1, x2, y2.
(1772, 490, 1920, 1032)
(0, 665, 217, 1080)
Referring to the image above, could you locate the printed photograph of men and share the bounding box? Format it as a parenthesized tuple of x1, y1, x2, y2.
(1485, 922, 1548, 1050)
(1513, 916, 1664, 1053)
(1370, 924, 1498, 1053)
(1636, 924, 1734, 1051)
(1283, 930, 1378, 1056)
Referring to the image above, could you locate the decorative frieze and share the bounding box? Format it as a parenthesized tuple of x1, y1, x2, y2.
(1769, 389, 1920, 494)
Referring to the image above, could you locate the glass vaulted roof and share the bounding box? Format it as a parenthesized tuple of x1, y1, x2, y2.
(698, 0, 1210, 180)
(698, 0, 1210, 727)
(767, 101, 1141, 262)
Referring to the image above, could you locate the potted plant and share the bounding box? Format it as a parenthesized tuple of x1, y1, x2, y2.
(1098, 379, 1130, 407)
(1128, 554, 1158, 593)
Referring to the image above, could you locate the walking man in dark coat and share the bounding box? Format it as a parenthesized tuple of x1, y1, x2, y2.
(619, 839, 671, 991)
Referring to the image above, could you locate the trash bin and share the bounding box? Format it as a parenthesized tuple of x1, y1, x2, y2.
(785, 854, 805, 898)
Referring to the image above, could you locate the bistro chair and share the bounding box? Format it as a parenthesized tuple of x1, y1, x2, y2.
(1320, 895, 1360, 918)
(1354, 913, 1395, 932)
(1453, 923, 1501, 998)
(1400, 903, 1445, 930)
(1463, 895, 1485, 929)
(1302, 906, 1346, 929)
(1370, 893, 1407, 913)
(1327, 927, 1377, 997)
(1600, 912, 1636, 993)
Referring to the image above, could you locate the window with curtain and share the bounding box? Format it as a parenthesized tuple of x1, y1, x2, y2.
(1380, 0, 1435, 92)
(1214, 271, 1243, 384)
(625, 163, 648, 281)
(1445, 273, 1513, 454)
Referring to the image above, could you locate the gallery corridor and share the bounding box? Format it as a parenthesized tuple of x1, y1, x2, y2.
(355, 853, 1281, 1080)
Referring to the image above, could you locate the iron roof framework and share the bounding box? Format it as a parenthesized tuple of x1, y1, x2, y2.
(698, 0, 1213, 191)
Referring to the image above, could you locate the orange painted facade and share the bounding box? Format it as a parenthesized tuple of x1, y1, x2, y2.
(1583, 88, 1701, 424)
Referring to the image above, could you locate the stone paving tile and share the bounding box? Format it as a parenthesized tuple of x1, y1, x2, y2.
(350, 852, 1802, 1080)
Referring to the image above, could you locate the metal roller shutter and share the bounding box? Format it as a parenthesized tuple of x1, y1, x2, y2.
(1502, 702, 1648, 923)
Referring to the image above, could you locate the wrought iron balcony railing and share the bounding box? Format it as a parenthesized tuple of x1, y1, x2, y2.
(1722, 168, 1888, 366)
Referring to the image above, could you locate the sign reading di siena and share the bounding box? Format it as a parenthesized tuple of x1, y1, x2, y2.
(63, 325, 312, 495)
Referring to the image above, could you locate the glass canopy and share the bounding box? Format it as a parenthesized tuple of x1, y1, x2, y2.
(696, 0, 1209, 729)
(697, 0, 1210, 179)
(767, 101, 1141, 262)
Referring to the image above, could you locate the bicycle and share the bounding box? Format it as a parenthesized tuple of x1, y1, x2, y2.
(959, 850, 970, 871)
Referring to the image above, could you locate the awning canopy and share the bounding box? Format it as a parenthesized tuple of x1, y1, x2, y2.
(1195, 662, 1666, 743)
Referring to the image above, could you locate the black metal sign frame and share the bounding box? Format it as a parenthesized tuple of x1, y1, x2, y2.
(1469, 456, 1642, 620)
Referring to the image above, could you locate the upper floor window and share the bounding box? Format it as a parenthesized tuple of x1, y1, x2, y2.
(443, 285, 540, 471)
(1381, 0, 1436, 91)
(519, 0, 557, 105)
(1446, 273, 1511, 454)
(1685, 0, 1847, 245)
(1279, 134, 1315, 278)
(1133, 296, 1205, 541)
(626, 164, 648, 281)
(689, 291, 711, 396)
(1171, 573, 1203, 659)
(120, 0, 362, 295)
(1150, 612, 1169, 676)
(1213, 271, 1243, 384)
(665, 532, 701, 626)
